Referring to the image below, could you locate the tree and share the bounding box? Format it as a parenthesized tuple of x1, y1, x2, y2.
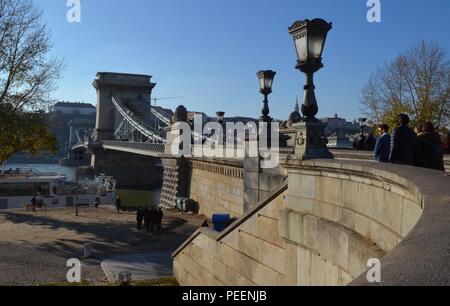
(0, 0, 63, 164)
(360, 41, 450, 132)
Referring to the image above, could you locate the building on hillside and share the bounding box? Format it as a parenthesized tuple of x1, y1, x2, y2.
(51, 102, 96, 116)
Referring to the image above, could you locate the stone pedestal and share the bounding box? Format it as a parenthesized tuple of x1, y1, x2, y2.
(293, 121, 334, 160)
(160, 158, 188, 209)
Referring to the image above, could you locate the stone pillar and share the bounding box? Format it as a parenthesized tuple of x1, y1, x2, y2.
(92, 72, 156, 141)
(293, 121, 334, 160)
(159, 105, 190, 208)
(160, 157, 188, 209)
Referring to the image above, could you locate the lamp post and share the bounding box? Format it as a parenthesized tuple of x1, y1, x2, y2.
(288, 18, 334, 160)
(216, 111, 225, 125)
(257, 70, 276, 123)
(358, 118, 367, 137)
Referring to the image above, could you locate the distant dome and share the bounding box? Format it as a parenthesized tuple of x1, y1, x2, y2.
(288, 110, 302, 127)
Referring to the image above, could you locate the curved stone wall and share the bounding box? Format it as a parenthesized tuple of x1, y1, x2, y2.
(173, 159, 450, 286)
(187, 159, 245, 218)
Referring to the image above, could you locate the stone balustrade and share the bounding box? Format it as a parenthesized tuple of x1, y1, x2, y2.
(173, 158, 450, 286)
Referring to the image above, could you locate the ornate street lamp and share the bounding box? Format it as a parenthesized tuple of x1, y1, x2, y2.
(289, 18, 332, 121)
(216, 111, 225, 125)
(257, 70, 276, 122)
(358, 117, 367, 137)
(288, 18, 333, 160)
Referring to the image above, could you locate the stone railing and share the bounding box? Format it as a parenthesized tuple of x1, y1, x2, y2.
(331, 148, 450, 172)
(173, 158, 450, 286)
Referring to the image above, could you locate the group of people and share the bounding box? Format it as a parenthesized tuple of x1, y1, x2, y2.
(374, 114, 446, 171)
(136, 206, 164, 232)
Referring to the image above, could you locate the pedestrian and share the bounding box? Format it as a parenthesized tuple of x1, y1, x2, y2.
(364, 132, 376, 151)
(31, 195, 37, 212)
(417, 122, 445, 171)
(374, 124, 391, 163)
(156, 207, 164, 230)
(143, 206, 151, 232)
(116, 196, 122, 214)
(136, 208, 144, 230)
(389, 114, 419, 166)
(149, 207, 158, 232)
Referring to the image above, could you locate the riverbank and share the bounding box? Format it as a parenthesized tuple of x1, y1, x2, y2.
(0, 207, 205, 286)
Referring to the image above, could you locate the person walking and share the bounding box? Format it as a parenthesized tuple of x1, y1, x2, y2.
(149, 207, 158, 232)
(155, 207, 164, 230)
(417, 122, 445, 171)
(389, 114, 419, 166)
(136, 208, 144, 230)
(31, 195, 37, 212)
(116, 196, 122, 214)
(374, 124, 391, 163)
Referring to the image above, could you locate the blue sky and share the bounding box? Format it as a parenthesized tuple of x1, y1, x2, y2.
(37, 0, 450, 121)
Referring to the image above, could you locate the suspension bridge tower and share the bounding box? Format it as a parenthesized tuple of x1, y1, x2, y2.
(93, 72, 156, 141)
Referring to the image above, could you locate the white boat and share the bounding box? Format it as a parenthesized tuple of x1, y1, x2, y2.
(0, 168, 116, 210)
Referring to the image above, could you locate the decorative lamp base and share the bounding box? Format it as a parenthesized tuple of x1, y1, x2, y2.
(293, 121, 334, 160)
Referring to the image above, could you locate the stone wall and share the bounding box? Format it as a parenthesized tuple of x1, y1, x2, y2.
(172, 159, 450, 286)
(187, 159, 245, 218)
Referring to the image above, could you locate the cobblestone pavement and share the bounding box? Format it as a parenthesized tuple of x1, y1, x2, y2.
(0, 208, 204, 285)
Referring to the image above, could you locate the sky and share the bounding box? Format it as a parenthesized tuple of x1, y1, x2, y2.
(37, 0, 450, 121)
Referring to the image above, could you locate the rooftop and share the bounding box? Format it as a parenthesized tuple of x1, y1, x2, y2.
(54, 102, 96, 109)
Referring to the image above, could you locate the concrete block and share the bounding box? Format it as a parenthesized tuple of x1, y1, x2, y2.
(288, 173, 316, 199)
(313, 200, 340, 223)
(316, 177, 342, 206)
(285, 195, 314, 214)
(340, 208, 355, 230)
(262, 241, 285, 274)
(297, 247, 311, 286)
(244, 157, 260, 172)
(244, 172, 259, 190)
(354, 213, 371, 240)
(244, 188, 259, 205)
(357, 183, 372, 218)
(258, 215, 284, 248)
(284, 245, 298, 285)
(384, 191, 402, 234)
(238, 231, 263, 262)
(342, 180, 358, 210)
(369, 221, 398, 252)
(303, 215, 319, 250)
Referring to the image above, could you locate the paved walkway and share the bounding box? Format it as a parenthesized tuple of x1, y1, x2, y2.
(101, 252, 173, 283)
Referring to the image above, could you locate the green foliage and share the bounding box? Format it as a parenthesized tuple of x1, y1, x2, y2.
(0, 105, 57, 164)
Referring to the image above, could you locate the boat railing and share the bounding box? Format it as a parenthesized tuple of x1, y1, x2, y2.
(0, 168, 61, 177)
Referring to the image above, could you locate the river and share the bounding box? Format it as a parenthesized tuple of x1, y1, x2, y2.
(2, 163, 162, 209)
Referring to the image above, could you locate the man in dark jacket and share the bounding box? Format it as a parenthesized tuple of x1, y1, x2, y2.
(389, 114, 419, 166)
(417, 122, 445, 171)
(374, 124, 391, 162)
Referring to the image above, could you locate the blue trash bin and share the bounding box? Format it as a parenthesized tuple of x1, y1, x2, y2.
(212, 214, 230, 232)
